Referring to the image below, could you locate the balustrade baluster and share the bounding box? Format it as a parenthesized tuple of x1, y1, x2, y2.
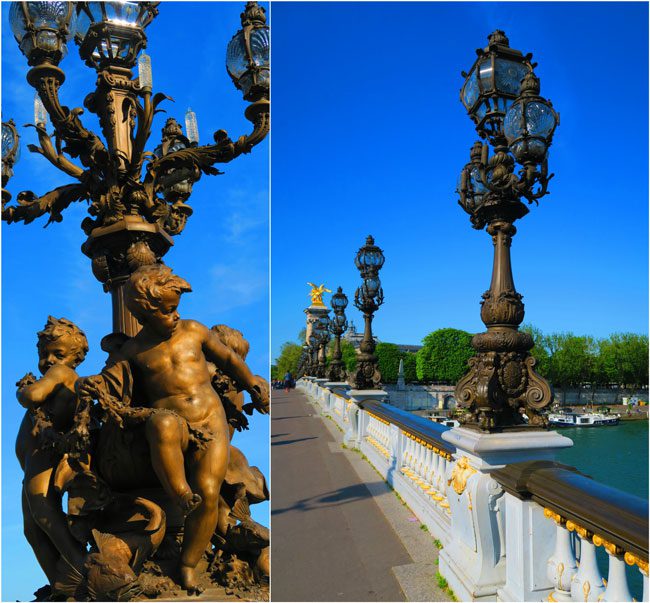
(545, 510, 578, 601)
(567, 523, 605, 602)
(594, 538, 632, 602)
(415, 441, 426, 487)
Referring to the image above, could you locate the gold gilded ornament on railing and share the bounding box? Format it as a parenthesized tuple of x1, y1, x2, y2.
(566, 520, 592, 540)
(624, 552, 649, 575)
(543, 507, 566, 525)
(448, 456, 477, 495)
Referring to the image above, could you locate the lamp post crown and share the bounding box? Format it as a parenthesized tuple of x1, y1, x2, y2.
(241, 1, 267, 27)
(487, 30, 510, 47)
(520, 71, 541, 96)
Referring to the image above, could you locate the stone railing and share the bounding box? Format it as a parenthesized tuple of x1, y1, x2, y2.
(359, 400, 455, 543)
(297, 378, 649, 602)
(493, 461, 648, 602)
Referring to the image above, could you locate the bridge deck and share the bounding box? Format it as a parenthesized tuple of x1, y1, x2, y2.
(271, 388, 449, 602)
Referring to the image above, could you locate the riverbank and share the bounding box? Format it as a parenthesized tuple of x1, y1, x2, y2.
(561, 404, 649, 421)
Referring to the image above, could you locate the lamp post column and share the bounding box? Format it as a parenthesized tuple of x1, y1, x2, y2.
(327, 287, 349, 383)
(348, 236, 384, 391)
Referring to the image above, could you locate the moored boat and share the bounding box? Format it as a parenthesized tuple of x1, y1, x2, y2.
(429, 415, 460, 428)
(548, 411, 620, 427)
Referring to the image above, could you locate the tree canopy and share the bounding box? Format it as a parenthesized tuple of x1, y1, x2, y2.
(416, 328, 474, 383)
(276, 324, 647, 391)
(274, 342, 303, 379)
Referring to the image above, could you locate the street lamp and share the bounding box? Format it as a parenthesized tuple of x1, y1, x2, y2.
(315, 313, 331, 379)
(1, 119, 20, 206)
(308, 333, 320, 377)
(327, 287, 349, 382)
(349, 235, 384, 390)
(455, 30, 559, 432)
(4, 1, 270, 337)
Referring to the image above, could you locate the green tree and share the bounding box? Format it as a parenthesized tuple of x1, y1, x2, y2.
(554, 334, 598, 402)
(327, 338, 358, 372)
(521, 324, 551, 377)
(274, 342, 303, 379)
(416, 328, 474, 383)
(375, 343, 402, 383)
(403, 352, 418, 383)
(598, 333, 649, 393)
(341, 339, 358, 372)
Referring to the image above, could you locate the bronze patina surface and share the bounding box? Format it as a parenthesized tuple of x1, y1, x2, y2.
(454, 31, 559, 432)
(348, 236, 385, 390)
(5, 2, 270, 600)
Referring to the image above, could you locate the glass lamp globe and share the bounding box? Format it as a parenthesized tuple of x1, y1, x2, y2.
(1, 120, 20, 183)
(331, 287, 348, 311)
(460, 30, 532, 143)
(226, 2, 270, 101)
(354, 235, 385, 277)
(362, 277, 381, 299)
(9, 1, 76, 66)
(2, 122, 18, 161)
(504, 72, 559, 164)
(458, 141, 488, 214)
(75, 1, 159, 69)
(333, 314, 347, 329)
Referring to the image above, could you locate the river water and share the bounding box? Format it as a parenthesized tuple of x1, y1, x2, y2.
(555, 420, 648, 599)
(556, 420, 649, 499)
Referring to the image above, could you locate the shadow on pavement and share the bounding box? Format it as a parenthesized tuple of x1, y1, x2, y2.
(271, 481, 389, 515)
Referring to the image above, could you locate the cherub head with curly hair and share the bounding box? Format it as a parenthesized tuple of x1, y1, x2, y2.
(37, 316, 89, 374)
(124, 264, 192, 338)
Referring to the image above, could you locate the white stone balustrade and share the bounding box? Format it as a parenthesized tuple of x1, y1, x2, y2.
(296, 379, 648, 603)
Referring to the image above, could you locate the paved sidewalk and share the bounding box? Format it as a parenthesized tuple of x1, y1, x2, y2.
(271, 388, 448, 602)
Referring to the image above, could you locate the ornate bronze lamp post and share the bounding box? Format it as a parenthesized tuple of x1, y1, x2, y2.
(455, 30, 559, 432)
(315, 314, 331, 379)
(297, 343, 310, 377)
(349, 235, 384, 390)
(4, 1, 270, 337)
(1, 119, 20, 206)
(327, 287, 349, 382)
(308, 333, 320, 377)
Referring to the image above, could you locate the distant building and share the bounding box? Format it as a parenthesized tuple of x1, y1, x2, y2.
(344, 321, 422, 353)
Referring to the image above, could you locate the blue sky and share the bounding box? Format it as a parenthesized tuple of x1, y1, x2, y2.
(271, 1, 649, 361)
(2, 3, 268, 600)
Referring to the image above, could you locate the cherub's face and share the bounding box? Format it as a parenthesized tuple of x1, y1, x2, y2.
(37, 338, 77, 375)
(145, 288, 181, 338)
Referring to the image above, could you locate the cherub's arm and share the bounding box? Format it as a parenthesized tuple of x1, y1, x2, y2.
(200, 323, 269, 414)
(17, 365, 70, 410)
(76, 353, 135, 411)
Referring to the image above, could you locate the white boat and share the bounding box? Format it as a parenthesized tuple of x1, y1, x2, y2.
(429, 415, 460, 428)
(548, 411, 620, 427)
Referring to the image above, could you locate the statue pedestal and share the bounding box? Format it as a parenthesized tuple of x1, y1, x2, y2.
(438, 428, 572, 602)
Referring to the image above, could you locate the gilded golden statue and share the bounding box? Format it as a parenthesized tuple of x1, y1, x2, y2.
(307, 282, 331, 306)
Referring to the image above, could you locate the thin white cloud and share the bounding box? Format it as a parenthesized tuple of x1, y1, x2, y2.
(208, 258, 267, 314)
